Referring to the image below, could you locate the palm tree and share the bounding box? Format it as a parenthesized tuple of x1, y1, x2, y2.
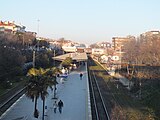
(26, 69, 42, 118)
(39, 71, 54, 120)
(26, 67, 58, 119)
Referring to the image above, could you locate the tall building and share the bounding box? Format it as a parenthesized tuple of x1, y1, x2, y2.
(112, 36, 135, 64)
(140, 31, 160, 44)
(112, 36, 135, 52)
(141, 31, 160, 36)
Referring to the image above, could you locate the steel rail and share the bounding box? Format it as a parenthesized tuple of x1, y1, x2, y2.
(0, 87, 26, 116)
(88, 63, 99, 120)
(88, 60, 110, 120)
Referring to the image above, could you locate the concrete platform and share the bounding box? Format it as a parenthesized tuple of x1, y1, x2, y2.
(0, 64, 92, 120)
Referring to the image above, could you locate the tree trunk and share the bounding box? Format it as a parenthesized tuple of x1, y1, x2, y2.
(34, 97, 37, 112)
(34, 97, 39, 118)
(42, 98, 45, 120)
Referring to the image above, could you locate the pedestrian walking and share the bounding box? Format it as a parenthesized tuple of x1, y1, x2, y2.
(53, 101, 58, 113)
(80, 73, 83, 80)
(58, 100, 64, 114)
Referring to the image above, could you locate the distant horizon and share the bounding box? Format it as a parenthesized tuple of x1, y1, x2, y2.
(2, 19, 159, 46)
(1, 0, 160, 45)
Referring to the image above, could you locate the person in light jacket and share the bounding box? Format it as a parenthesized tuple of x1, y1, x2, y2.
(53, 101, 58, 113)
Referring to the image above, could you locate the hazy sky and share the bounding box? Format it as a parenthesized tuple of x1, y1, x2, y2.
(1, 0, 160, 45)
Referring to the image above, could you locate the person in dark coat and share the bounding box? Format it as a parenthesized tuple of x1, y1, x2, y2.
(58, 100, 64, 114)
(80, 73, 83, 80)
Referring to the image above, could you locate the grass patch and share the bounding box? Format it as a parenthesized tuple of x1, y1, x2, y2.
(89, 59, 156, 119)
(0, 86, 6, 96)
(89, 66, 103, 71)
(0, 76, 27, 96)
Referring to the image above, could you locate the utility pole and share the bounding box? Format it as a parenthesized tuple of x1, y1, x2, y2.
(33, 50, 35, 68)
(54, 50, 55, 66)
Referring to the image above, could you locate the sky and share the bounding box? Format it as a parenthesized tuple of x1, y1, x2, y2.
(1, 0, 160, 45)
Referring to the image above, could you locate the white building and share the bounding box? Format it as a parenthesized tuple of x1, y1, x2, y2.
(62, 45, 77, 53)
(62, 43, 86, 53)
(112, 55, 119, 61)
(0, 21, 26, 33)
(92, 48, 105, 55)
(100, 55, 109, 63)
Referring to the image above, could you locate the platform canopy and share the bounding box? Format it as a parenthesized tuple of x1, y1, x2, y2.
(53, 53, 88, 62)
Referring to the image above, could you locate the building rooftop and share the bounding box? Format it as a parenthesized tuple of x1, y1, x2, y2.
(53, 53, 88, 62)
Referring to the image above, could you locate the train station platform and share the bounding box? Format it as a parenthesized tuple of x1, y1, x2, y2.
(0, 64, 92, 120)
(46, 64, 92, 120)
(53, 52, 88, 62)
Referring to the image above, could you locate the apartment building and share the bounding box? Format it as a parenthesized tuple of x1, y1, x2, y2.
(112, 36, 135, 64)
(140, 31, 160, 44)
(112, 37, 131, 51)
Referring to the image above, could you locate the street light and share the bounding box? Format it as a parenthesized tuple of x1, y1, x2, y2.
(33, 50, 36, 68)
(53, 84, 57, 99)
(32, 40, 40, 68)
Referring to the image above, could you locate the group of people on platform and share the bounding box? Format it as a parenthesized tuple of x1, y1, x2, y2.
(52, 62, 85, 114)
(53, 99, 64, 114)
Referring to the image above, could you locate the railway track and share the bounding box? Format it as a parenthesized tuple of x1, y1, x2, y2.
(88, 57, 156, 120)
(88, 59, 110, 120)
(0, 87, 26, 116)
(88, 56, 131, 120)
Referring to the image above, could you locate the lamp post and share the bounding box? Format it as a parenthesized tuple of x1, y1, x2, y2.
(32, 19, 40, 68)
(42, 92, 45, 120)
(53, 84, 57, 99)
(33, 50, 36, 68)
